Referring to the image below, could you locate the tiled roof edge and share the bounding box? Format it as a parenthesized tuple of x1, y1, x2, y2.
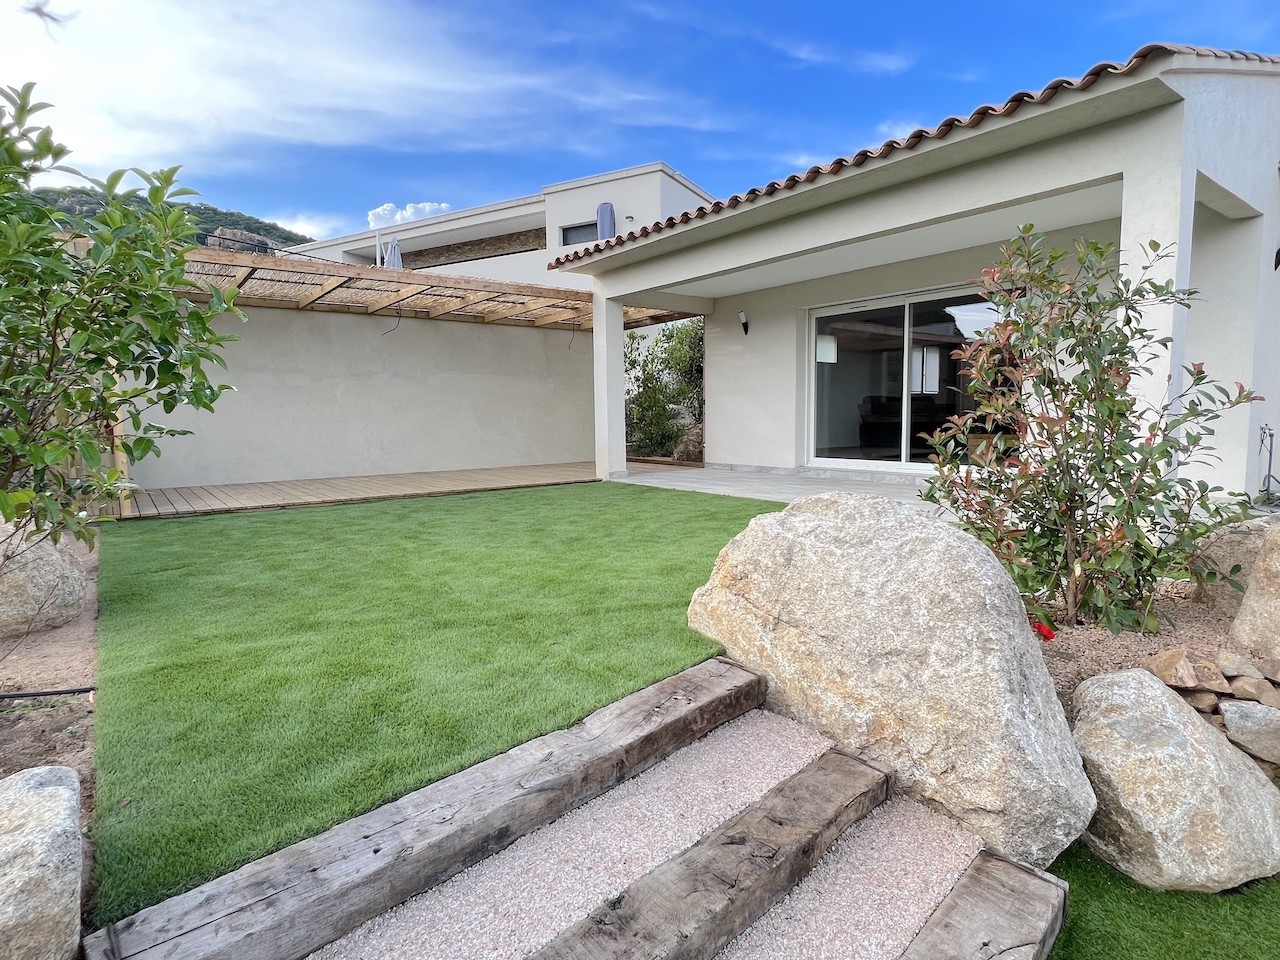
(550, 43, 1280, 269)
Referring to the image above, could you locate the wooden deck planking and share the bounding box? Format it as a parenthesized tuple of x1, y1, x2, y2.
(123, 463, 599, 519)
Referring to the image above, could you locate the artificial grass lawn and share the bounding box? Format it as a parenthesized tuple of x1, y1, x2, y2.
(1050, 843, 1280, 959)
(92, 482, 780, 925)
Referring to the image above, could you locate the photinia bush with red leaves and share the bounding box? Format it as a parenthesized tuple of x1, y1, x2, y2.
(923, 228, 1260, 634)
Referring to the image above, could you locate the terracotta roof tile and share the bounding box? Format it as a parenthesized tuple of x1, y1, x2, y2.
(550, 43, 1280, 269)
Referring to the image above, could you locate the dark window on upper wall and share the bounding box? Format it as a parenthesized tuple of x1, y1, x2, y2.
(561, 222, 598, 246)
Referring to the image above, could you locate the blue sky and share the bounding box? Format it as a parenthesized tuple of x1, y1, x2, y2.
(2, 0, 1277, 239)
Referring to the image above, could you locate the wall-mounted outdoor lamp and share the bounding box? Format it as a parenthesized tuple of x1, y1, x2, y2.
(739, 310, 749, 335)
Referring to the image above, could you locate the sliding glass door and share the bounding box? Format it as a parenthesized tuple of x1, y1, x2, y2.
(812, 292, 997, 465)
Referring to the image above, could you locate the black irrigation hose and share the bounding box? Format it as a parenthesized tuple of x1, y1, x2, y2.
(0, 686, 95, 701)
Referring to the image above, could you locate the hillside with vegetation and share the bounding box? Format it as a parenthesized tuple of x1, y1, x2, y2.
(32, 187, 315, 247)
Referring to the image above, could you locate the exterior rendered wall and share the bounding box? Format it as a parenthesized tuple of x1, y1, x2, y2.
(424, 249, 593, 289)
(1173, 72, 1280, 494)
(1186, 203, 1266, 492)
(703, 221, 1120, 471)
(544, 170, 664, 254)
(128, 306, 594, 489)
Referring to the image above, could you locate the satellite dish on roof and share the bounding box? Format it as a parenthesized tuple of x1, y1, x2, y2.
(597, 202, 616, 240)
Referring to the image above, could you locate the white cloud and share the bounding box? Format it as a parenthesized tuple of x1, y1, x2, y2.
(779, 152, 834, 170)
(875, 117, 929, 141)
(853, 51, 915, 76)
(0, 1, 723, 178)
(367, 202, 452, 229)
(267, 212, 359, 241)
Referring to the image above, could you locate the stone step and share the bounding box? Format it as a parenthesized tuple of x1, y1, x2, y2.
(527, 747, 888, 960)
(83, 657, 765, 960)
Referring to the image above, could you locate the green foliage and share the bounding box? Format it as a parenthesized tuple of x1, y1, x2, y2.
(623, 317, 704, 457)
(923, 229, 1258, 633)
(32, 188, 315, 247)
(1, 83, 241, 555)
(92, 483, 777, 922)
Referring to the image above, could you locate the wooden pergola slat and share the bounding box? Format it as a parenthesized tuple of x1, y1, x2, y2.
(426, 291, 504, 319)
(297, 275, 349, 308)
(533, 307, 591, 327)
(480, 297, 564, 323)
(180, 248, 695, 330)
(365, 284, 429, 314)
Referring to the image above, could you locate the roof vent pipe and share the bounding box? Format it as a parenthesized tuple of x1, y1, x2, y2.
(597, 202, 616, 240)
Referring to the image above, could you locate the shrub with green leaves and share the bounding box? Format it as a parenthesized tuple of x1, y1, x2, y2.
(1, 83, 240, 562)
(623, 317, 703, 457)
(923, 228, 1259, 633)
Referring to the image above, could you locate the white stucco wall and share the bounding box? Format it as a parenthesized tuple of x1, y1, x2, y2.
(703, 222, 1121, 471)
(1174, 71, 1280, 495)
(128, 306, 594, 489)
(425, 249, 592, 289)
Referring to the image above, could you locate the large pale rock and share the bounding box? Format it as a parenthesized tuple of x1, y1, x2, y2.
(1221, 700, 1280, 763)
(0, 524, 86, 639)
(1074, 670, 1280, 892)
(0, 766, 82, 960)
(1202, 514, 1280, 615)
(687, 493, 1094, 868)
(1232, 525, 1280, 658)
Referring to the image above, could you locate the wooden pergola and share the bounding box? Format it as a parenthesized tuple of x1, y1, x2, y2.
(182, 248, 696, 330)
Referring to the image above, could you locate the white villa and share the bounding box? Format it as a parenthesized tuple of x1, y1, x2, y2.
(557, 43, 1280, 497)
(132, 43, 1279, 502)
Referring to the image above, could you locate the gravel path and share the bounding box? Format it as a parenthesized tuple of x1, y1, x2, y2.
(718, 798, 983, 960)
(310, 710, 833, 960)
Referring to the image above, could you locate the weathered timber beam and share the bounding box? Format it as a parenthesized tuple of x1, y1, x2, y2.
(899, 853, 1068, 960)
(530, 749, 887, 960)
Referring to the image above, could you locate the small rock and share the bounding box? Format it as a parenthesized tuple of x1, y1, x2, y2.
(0, 524, 87, 639)
(1181, 690, 1220, 712)
(0, 766, 82, 960)
(1218, 650, 1265, 680)
(1147, 648, 1197, 688)
(1074, 670, 1280, 892)
(1221, 700, 1280, 764)
(1191, 660, 1233, 694)
(1232, 526, 1280, 658)
(1259, 658, 1280, 684)
(1229, 676, 1280, 710)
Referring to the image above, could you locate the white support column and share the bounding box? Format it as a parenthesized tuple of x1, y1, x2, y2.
(1119, 158, 1196, 415)
(592, 289, 627, 479)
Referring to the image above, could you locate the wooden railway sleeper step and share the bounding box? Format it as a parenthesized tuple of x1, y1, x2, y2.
(529, 747, 888, 960)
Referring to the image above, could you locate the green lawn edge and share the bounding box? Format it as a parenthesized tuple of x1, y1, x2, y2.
(91, 483, 780, 925)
